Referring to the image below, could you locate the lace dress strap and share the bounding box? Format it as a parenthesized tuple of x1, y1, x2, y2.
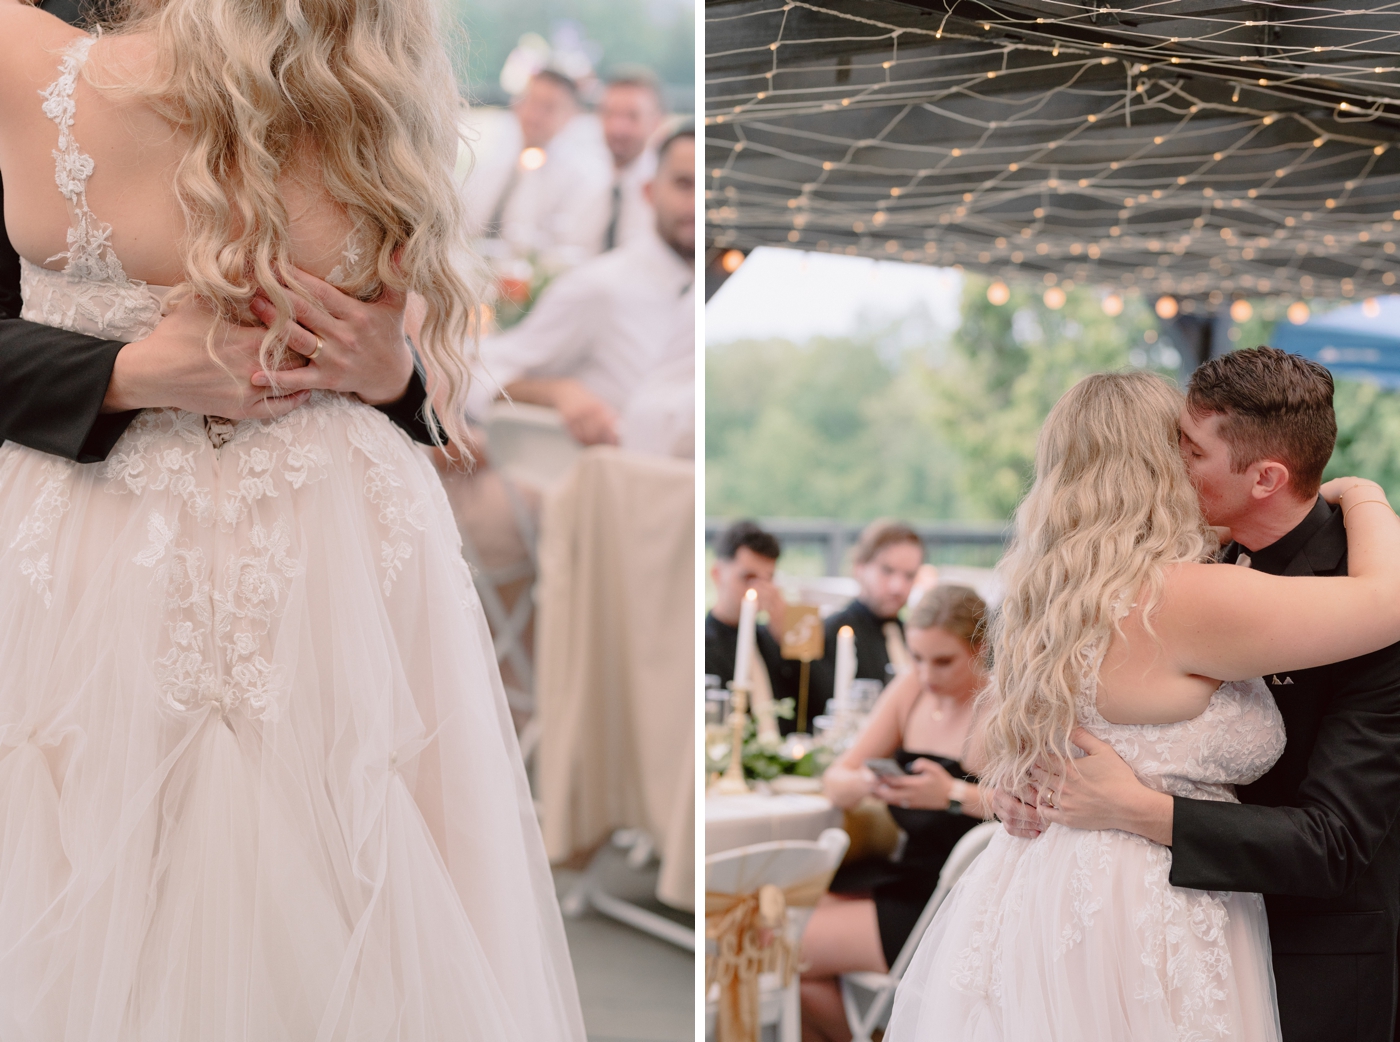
(38, 35, 133, 286)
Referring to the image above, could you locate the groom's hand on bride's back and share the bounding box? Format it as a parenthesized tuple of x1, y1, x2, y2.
(103, 298, 312, 420)
(247, 269, 414, 407)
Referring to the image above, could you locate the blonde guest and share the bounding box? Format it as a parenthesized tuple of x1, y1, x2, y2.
(798, 586, 992, 1042)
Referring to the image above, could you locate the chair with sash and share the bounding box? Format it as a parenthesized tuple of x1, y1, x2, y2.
(705, 828, 850, 1042)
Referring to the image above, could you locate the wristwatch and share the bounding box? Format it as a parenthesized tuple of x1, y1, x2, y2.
(947, 780, 971, 816)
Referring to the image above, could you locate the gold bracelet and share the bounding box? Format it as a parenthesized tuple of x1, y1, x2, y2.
(1343, 497, 1394, 524)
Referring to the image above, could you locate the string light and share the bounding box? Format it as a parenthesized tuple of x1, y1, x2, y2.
(705, 1, 1400, 300)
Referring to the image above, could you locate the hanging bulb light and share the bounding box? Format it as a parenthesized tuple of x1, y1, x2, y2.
(1155, 296, 1179, 319)
(1287, 301, 1310, 324)
(987, 281, 1011, 305)
(1229, 299, 1253, 322)
(1044, 286, 1066, 309)
(1102, 293, 1124, 316)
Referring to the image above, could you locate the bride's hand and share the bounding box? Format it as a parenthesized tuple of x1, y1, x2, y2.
(1320, 476, 1383, 504)
(248, 268, 414, 406)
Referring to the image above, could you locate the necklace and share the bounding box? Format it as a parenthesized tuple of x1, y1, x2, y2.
(929, 694, 954, 722)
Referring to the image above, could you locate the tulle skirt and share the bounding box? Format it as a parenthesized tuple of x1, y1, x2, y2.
(0, 395, 585, 1041)
(885, 823, 1280, 1042)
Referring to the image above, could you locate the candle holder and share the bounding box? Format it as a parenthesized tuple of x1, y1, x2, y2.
(714, 681, 752, 794)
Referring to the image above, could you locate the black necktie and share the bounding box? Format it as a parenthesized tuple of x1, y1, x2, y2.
(485, 163, 522, 240)
(603, 181, 622, 251)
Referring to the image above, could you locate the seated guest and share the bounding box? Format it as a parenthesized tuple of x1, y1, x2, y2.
(594, 68, 667, 252)
(705, 521, 803, 733)
(799, 586, 993, 1042)
(618, 286, 694, 459)
(810, 519, 925, 720)
(466, 127, 695, 446)
(461, 69, 611, 269)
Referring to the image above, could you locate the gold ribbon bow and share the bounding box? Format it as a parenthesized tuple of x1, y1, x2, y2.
(705, 871, 835, 1042)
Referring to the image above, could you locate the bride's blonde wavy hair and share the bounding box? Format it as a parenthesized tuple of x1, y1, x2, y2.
(975, 371, 1215, 797)
(98, 0, 477, 450)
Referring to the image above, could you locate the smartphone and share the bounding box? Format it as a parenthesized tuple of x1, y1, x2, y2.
(865, 758, 907, 778)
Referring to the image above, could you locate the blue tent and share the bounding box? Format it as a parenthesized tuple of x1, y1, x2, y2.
(1273, 296, 1400, 389)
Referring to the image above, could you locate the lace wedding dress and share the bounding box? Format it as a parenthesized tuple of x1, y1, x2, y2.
(885, 674, 1287, 1042)
(0, 38, 585, 1041)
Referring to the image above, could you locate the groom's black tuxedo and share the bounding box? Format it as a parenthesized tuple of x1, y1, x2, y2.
(0, 0, 433, 461)
(1170, 496, 1400, 1042)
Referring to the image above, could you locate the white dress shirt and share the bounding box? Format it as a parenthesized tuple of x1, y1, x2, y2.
(468, 232, 695, 418)
(594, 149, 658, 253)
(618, 286, 695, 458)
(459, 110, 612, 271)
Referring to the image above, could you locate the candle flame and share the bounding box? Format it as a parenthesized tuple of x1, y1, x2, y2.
(745, 588, 758, 601)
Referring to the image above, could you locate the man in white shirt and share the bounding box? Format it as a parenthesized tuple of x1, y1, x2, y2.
(595, 70, 667, 253)
(469, 128, 695, 447)
(463, 70, 612, 270)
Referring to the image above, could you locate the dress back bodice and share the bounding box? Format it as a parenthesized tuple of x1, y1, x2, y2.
(1079, 676, 1286, 802)
(18, 36, 168, 343)
(17, 36, 358, 345)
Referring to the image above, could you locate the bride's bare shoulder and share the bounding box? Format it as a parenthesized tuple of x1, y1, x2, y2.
(0, 6, 88, 104)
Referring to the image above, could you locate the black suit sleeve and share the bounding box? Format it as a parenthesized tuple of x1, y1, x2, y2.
(0, 318, 135, 463)
(374, 368, 434, 445)
(1170, 649, 1400, 899)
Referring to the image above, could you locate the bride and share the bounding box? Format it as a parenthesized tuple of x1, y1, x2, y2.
(0, 2, 585, 1039)
(886, 370, 1400, 1041)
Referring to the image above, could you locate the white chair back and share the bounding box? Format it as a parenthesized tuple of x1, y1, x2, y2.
(706, 828, 850, 1042)
(705, 827, 850, 894)
(484, 401, 581, 490)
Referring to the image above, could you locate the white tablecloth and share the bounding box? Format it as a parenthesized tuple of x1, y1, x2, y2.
(705, 792, 843, 855)
(536, 447, 695, 910)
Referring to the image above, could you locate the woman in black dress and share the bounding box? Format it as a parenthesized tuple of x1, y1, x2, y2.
(799, 585, 992, 1042)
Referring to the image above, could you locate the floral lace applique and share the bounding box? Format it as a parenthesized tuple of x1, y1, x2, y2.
(347, 411, 427, 595)
(11, 456, 76, 608)
(138, 514, 303, 721)
(19, 37, 163, 340)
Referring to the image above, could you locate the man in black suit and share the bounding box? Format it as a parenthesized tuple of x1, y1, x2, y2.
(705, 520, 804, 734)
(808, 519, 925, 721)
(0, 0, 433, 463)
(998, 347, 1400, 1042)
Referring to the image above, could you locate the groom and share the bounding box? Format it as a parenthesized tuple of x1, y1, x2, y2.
(0, 0, 434, 462)
(998, 346, 1400, 1042)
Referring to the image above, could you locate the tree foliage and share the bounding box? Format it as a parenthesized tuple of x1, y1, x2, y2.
(706, 275, 1400, 523)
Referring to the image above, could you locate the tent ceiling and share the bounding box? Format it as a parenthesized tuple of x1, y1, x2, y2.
(706, 1, 1400, 299)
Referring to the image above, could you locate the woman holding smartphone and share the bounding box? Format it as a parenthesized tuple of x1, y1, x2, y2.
(798, 585, 992, 1042)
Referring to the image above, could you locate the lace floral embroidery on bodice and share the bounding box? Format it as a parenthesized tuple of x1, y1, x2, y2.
(1076, 674, 1286, 802)
(19, 36, 164, 342)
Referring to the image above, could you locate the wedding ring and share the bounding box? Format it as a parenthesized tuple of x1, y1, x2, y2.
(308, 335, 324, 361)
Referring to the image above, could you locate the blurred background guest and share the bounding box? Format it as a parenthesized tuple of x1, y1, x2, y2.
(461, 69, 612, 271)
(799, 586, 993, 1042)
(467, 127, 695, 446)
(810, 519, 926, 719)
(618, 285, 695, 459)
(705, 520, 803, 730)
(595, 69, 667, 252)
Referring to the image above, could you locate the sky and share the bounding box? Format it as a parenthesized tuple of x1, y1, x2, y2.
(704, 248, 965, 346)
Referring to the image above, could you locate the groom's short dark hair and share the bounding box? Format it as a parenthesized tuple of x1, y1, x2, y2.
(1186, 346, 1336, 498)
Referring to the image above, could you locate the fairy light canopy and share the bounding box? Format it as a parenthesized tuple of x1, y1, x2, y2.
(705, 0, 1400, 301)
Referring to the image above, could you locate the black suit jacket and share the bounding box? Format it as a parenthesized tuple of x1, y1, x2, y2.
(1169, 496, 1400, 1042)
(704, 611, 806, 735)
(0, 3, 434, 460)
(808, 599, 900, 723)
